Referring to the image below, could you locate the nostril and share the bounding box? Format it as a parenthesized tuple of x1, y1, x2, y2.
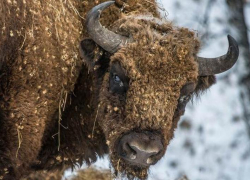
(126, 143, 137, 154)
(123, 143, 137, 160)
(147, 157, 153, 165)
(146, 151, 161, 165)
(130, 142, 161, 155)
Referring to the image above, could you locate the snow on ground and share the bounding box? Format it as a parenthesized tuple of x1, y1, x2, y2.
(65, 1, 250, 180)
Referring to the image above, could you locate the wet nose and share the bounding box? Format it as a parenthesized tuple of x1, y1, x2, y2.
(117, 132, 164, 167)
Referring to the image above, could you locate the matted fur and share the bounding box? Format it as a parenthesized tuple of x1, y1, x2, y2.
(97, 17, 200, 179)
(0, 0, 215, 179)
(0, 0, 83, 179)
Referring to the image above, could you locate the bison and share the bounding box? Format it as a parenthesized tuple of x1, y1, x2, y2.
(0, 0, 239, 179)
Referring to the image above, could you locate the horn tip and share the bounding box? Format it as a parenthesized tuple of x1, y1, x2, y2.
(86, 1, 115, 37)
(227, 34, 239, 59)
(227, 35, 239, 49)
(86, 1, 115, 22)
(85, 0, 127, 54)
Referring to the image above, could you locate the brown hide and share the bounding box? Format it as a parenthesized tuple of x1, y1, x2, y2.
(0, 0, 82, 179)
(97, 17, 199, 179)
(0, 0, 215, 180)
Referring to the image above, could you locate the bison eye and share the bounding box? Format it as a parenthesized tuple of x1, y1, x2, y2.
(179, 95, 191, 103)
(109, 62, 129, 95)
(113, 75, 124, 87)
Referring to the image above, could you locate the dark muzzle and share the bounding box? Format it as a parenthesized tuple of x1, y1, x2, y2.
(117, 131, 164, 167)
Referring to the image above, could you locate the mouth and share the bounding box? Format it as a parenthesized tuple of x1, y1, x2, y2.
(110, 154, 150, 180)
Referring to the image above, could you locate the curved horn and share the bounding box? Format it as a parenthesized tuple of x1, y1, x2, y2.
(86, 1, 129, 54)
(197, 35, 239, 76)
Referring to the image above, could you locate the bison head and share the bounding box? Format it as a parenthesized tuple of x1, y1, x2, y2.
(79, 1, 239, 179)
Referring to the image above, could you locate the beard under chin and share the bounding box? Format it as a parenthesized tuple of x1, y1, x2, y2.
(109, 153, 149, 180)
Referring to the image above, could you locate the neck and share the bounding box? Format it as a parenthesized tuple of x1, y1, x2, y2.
(36, 65, 108, 170)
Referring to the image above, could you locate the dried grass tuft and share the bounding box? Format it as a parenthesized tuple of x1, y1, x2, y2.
(70, 168, 112, 180)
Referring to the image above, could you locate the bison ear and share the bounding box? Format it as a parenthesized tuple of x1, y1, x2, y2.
(79, 38, 104, 71)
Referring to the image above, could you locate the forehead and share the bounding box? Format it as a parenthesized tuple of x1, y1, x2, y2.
(111, 28, 199, 86)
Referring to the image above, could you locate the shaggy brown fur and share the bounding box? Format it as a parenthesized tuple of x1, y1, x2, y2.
(0, 0, 215, 179)
(0, 0, 84, 179)
(97, 17, 205, 179)
(21, 170, 63, 180)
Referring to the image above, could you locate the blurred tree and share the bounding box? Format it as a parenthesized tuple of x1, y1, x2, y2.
(226, 0, 250, 138)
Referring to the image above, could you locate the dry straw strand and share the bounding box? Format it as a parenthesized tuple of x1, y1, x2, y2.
(92, 103, 101, 138)
(16, 127, 23, 158)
